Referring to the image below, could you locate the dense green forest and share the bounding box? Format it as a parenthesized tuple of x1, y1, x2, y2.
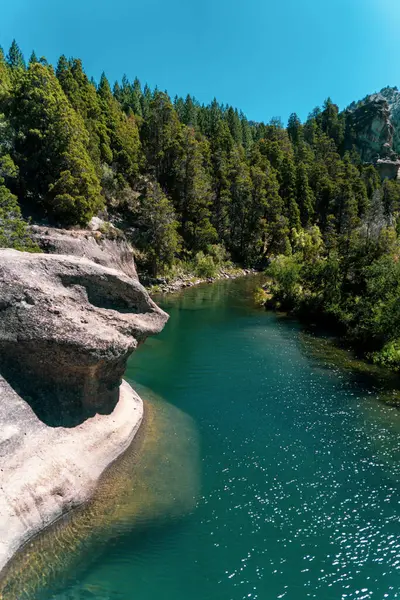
(2, 40, 400, 368)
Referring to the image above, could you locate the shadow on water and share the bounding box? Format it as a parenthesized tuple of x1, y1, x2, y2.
(295, 321, 400, 408)
(0, 384, 201, 600)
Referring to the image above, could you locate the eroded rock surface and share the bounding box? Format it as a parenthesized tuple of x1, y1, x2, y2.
(0, 250, 167, 423)
(31, 224, 138, 280)
(346, 93, 395, 162)
(0, 250, 168, 575)
(346, 87, 400, 164)
(0, 376, 143, 575)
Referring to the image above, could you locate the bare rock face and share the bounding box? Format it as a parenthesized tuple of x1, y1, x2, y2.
(346, 93, 395, 162)
(0, 376, 144, 576)
(346, 87, 400, 165)
(30, 224, 138, 280)
(0, 249, 168, 575)
(0, 250, 168, 425)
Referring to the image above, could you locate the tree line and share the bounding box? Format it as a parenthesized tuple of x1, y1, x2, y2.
(2, 40, 400, 368)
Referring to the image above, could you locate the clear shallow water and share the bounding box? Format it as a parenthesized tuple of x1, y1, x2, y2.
(5, 276, 400, 599)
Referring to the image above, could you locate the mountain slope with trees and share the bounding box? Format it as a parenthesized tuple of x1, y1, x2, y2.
(2, 40, 400, 368)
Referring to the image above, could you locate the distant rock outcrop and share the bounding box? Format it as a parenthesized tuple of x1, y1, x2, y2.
(346, 93, 395, 163)
(346, 87, 400, 170)
(0, 250, 168, 575)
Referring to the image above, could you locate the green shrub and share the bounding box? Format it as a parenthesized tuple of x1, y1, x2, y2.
(266, 255, 302, 307)
(193, 251, 217, 278)
(0, 181, 40, 252)
(371, 340, 400, 371)
(206, 243, 231, 267)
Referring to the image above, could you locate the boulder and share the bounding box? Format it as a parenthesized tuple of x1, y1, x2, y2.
(30, 225, 138, 280)
(0, 250, 168, 424)
(0, 249, 168, 575)
(0, 375, 143, 575)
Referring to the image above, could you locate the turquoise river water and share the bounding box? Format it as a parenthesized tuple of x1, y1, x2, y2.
(16, 276, 400, 599)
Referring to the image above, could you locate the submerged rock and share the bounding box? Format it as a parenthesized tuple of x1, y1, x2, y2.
(0, 250, 168, 577)
(0, 391, 200, 600)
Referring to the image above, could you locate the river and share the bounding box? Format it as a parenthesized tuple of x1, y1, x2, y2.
(6, 275, 400, 599)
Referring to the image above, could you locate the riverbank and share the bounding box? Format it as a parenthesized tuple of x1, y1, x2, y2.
(143, 266, 258, 294)
(255, 276, 400, 390)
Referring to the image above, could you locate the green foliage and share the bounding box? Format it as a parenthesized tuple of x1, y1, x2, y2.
(193, 251, 218, 278)
(207, 243, 231, 266)
(173, 126, 217, 251)
(8, 63, 103, 225)
(266, 255, 302, 307)
(0, 179, 39, 251)
(371, 340, 400, 371)
(2, 38, 400, 370)
(6, 40, 26, 70)
(0, 47, 10, 101)
(135, 183, 181, 275)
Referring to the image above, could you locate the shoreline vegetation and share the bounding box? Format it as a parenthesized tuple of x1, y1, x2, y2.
(254, 243, 400, 375)
(2, 41, 400, 371)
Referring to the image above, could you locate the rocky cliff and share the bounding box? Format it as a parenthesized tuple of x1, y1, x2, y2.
(346, 86, 400, 164)
(0, 249, 168, 575)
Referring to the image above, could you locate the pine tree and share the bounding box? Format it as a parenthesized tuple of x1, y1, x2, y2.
(135, 182, 182, 274)
(56, 57, 110, 170)
(28, 51, 38, 65)
(264, 162, 290, 255)
(173, 126, 216, 251)
(0, 47, 10, 100)
(319, 98, 344, 149)
(240, 112, 253, 151)
(228, 146, 253, 260)
(280, 156, 301, 231)
(9, 63, 102, 225)
(287, 113, 302, 146)
(209, 119, 234, 243)
(142, 91, 183, 188)
(182, 94, 197, 128)
(118, 74, 134, 113)
(131, 77, 143, 117)
(296, 162, 315, 226)
(97, 72, 142, 182)
(113, 81, 122, 102)
(141, 84, 152, 120)
(226, 107, 242, 145)
(6, 40, 26, 70)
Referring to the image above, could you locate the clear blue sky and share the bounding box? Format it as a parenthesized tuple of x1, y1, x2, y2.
(1, 0, 400, 124)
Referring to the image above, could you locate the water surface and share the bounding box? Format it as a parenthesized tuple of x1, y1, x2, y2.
(14, 276, 400, 599)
